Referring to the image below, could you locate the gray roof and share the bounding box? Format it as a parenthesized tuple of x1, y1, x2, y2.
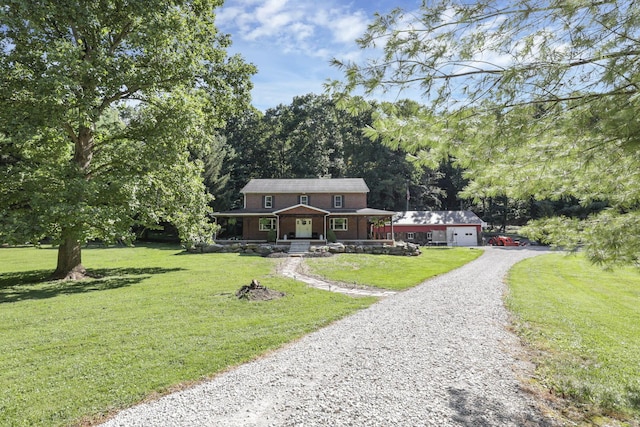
(241, 178, 369, 194)
(394, 210, 484, 225)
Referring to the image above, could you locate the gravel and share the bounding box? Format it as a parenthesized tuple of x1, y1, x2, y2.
(101, 246, 556, 427)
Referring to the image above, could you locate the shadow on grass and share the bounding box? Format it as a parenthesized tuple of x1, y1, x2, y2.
(0, 267, 184, 304)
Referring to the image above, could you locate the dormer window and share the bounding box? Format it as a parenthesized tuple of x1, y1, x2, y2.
(333, 195, 343, 208)
(299, 195, 308, 205)
(264, 195, 273, 208)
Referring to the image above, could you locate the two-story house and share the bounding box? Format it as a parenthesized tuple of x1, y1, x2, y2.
(213, 178, 395, 242)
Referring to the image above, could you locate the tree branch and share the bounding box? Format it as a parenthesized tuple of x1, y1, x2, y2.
(63, 122, 79, 144)
(108, 21, 134, 55)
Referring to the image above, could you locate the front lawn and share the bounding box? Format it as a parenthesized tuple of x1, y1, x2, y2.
(0, 244, 376, 426)
(506, 254, 640, 424)
(304, 247, 483, 290)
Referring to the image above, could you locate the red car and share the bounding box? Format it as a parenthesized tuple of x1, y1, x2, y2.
(487, 236, 521, 246)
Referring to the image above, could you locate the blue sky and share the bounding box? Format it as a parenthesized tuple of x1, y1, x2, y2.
(216, 0, 423, 111)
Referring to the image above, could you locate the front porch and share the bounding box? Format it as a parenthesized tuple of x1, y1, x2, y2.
(213, 205, 396, 243)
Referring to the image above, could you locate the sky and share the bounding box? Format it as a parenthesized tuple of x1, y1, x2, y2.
(216, 0, 423, 111)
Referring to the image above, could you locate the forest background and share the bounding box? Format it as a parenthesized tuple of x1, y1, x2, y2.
(202, 93, 603, 232)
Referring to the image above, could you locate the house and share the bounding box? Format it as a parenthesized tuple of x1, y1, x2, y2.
(213, 178, 396, 243)
(375, 210, 485, 246)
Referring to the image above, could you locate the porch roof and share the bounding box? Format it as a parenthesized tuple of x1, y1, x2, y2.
(212, 207, 396, 217)
(273, 204, 330, 215)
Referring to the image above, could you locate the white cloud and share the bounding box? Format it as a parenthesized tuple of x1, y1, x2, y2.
(219, 0, 370, 55)
(327, 11, 369, 44)
(255, 0, 288, 17)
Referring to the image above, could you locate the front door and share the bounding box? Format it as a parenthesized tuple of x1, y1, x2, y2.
(295, 218, 312, 238)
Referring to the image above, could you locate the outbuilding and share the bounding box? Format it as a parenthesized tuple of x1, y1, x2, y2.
(376, 210, 485, 246)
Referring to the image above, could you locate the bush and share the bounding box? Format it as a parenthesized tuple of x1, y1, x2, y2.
(327, 229, 337, 243)
(266, 229, 276, 242)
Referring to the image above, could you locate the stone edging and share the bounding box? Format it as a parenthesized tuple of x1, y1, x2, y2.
(187, 242, 421, 256)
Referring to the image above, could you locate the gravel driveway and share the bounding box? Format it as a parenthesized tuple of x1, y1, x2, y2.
(101, 247, 555, 426)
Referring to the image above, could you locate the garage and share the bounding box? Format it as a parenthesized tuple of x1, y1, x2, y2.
(374, 210, 484, 247)
(448, 226, 478, 246)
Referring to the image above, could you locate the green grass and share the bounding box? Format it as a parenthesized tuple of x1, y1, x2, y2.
(304, 247, 483, 290)
(0, 244, 376, 426)
(506, 253, 640, 423)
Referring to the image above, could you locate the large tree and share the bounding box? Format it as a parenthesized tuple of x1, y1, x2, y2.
(0, 0, 255, 278)
(333, 0, 640, 266)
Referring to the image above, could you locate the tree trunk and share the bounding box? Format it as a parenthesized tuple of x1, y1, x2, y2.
(51, 234, 87, 280)
(51, 124, 94, 280)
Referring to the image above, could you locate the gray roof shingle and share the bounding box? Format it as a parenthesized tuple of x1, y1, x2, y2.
(241, 178, 370, 194)
(394, 210, 484, 225)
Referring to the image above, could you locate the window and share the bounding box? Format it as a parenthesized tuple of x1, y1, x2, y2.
(330, 218, 348, 231)
(426, 232, 433, 240)
(333, 195, 343, 208)
(299, 195, 308, 205)
(259, 217, 276, 231)
(407, 232, 415, 240)
(264, 195, 273, 208)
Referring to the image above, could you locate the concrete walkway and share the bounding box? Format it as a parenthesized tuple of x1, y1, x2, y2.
(279, 256, 397, 298)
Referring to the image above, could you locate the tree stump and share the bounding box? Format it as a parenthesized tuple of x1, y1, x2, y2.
(236, 279, 285, 301)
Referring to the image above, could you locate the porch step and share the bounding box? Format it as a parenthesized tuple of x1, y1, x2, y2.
(288, 241, 311, 256)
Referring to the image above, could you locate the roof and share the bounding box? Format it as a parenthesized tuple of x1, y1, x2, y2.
(393, 210, 484, 226)
(241, 178, 369, 194)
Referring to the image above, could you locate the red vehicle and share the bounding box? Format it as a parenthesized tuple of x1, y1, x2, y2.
(487, 236, 521, 246)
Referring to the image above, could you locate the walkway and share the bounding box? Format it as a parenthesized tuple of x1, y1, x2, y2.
(279, 256, 397, 298)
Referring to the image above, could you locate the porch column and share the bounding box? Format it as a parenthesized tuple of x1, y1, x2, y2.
(323, 214, 328, 241)
(276, 214, 280, 240)
(390, 215, 394, 241)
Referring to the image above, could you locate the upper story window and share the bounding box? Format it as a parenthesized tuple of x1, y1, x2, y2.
(299, 195, 308, 205)
(333, 195, 343, 208)
(264, 195, 273, 208)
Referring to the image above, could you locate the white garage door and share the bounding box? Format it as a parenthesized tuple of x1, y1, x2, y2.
(448, 227, 478, 246)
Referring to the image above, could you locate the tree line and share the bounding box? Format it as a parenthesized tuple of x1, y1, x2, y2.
(207, 94, 446, 213)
